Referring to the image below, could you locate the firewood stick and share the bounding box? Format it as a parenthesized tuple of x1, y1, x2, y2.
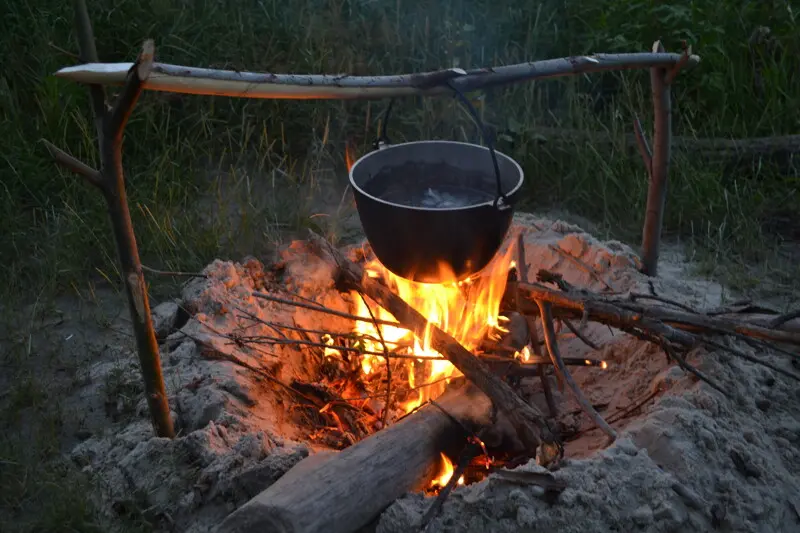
(215, 381, 493, 533)
(537, 301, 617, 443)
(516, 233, 558, 415)
(306, 231, 561, 457)
(509, 281, 800, 347)
(510, 281, 800, 380)
(640, 40, 673, 277)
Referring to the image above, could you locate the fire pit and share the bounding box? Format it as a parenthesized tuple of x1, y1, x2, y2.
(349, 140, 524, 284)
(69, 220, 800, 533)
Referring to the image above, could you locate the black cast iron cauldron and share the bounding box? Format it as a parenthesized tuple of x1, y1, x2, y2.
(349, 140, 524, 284)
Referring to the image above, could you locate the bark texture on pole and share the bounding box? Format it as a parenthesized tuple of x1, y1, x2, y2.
(640, 40, 673, 277)
(41, 0, 175, 438)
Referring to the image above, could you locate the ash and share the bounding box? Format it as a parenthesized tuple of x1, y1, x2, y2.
(67, 214, 800, 533)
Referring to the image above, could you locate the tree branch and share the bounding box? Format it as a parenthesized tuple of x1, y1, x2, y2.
(40, 139, 103, 189)
(73, 0, 107, 135)
(537, 300, 617, 443)
(665, 44, 692, 85)
(54, 52, 701, 101)
(63, 3, 175, 439)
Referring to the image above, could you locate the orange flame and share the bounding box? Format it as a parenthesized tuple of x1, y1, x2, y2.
(432, 453, 464, 488)
(345, 142, 356, 172)
(352, 246, 514, 413)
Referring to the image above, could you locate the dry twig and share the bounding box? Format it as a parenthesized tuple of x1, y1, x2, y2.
(358, 292, 393, 426)
(420, 442, 479, 532)
(770, 309, 800, 329)
(252, 291, 401, 328)
(661, 342, 728, 396)
(517, 234, 557, 417)
(561, 319, 600, 350)
(548, 244, 613, 291)
(537, 300, 617, 443)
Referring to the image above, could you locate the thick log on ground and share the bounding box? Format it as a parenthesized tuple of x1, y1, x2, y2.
(306, 232, 560, 455)
(215, 381, 492, 533)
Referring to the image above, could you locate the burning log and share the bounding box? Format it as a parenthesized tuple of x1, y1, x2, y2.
(215, 381, 493, 533)
(306, 231, 561, 458)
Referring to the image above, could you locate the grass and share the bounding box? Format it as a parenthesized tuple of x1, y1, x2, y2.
(0, 0, 798, 530)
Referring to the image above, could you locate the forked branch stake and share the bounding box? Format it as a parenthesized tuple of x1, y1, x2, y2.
(639, 40, 677, 277)
(42, 0, 174, 438)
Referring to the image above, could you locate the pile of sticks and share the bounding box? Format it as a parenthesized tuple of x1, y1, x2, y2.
(216, 232, 799, 533)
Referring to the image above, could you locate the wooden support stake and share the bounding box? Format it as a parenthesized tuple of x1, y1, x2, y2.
(640, 40, 673, 277)
(41, 0, 174, 438)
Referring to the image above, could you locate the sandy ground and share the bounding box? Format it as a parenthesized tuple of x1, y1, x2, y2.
(2, 213, 799, 533)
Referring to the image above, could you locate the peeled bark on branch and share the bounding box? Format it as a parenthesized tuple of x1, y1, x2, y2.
(216, 381, 493, 533)
(54, 52, 699, 101)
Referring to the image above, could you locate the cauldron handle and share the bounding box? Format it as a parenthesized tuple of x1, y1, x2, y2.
(371, 89, 509, 210)
(372, 98, 396, 150)
(447, 82, 510, 211)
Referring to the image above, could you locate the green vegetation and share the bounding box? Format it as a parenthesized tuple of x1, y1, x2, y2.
(0, 0, 797, 530)
(2, 0, 798, 295)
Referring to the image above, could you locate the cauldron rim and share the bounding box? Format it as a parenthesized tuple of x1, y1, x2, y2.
(348, 140, 524, 212)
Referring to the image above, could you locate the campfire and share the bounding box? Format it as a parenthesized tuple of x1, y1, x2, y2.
(285, 238, 530, 490)
(41, 14, 800, 531)
(345, 249, 515, 411)
(205, 225, 800, 533)
(172, 148, 800, 533)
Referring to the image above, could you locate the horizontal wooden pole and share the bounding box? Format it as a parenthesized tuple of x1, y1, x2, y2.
(54, 52, 700, 100)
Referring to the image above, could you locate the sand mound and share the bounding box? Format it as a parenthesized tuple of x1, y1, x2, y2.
(67, 214, 800, 533)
